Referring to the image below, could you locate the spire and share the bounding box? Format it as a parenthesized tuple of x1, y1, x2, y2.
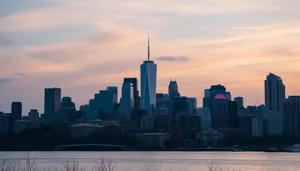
(147, 35, 150, 61)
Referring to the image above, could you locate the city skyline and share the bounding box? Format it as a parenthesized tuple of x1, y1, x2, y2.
(1, 0, 300, 113)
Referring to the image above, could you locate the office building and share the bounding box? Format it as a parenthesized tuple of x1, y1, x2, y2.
(203, 84, 231, 109)
(11, 102, 22, 121)
(168, 80, 180, 99)
(89, 90, 114, 115)
(171, 97, 191, 139)
(107, 86, 118, 104)
(188, 97, 197, 115)
(197, 107, 211, 131)
(234, 97, 244, 110)
(284, 96, 300, 137)
(210, 94, 238, 129)
(59, 97, 76, 123)
(265, 73, 285, 114)
(124, 78, 139, 109)
(0, 112, 13, 134)
(156, 93, 170, 110)
(140, 37, 157, 114)
(120, 83, 134, 121)
(28, 109, 39, 122)
(44, 88, 61, 126)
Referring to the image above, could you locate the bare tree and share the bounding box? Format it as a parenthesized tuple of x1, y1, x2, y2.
(62, 159, 85, 171)
(20, 153, 37, 171)
(93, 158, 116, 171)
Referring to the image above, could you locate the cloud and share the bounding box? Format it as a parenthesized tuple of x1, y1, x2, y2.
(154, 56, 189, 62)
(0, 78, 13, 84)
(0, 33, 13, 46)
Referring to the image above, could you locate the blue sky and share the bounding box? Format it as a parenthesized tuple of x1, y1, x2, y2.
(0, 0, 300, 114)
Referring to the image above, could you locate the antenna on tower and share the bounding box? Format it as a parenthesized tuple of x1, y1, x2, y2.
(147, 35, 150, 61)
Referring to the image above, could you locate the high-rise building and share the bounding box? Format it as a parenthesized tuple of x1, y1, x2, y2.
(107, 86, 118, 104)
(28, 109, 39, 122)
(59, 97, 76, 123)
(156, 93, 170, 110)
(44, 88, 61, 126)
(210, 94, 238, 129)
(124, 78, 139, 109)
(188, 97, 197, 115)
(171, 97, 191, 139)
(204, 89, 210, 98)
(197, 107, 211, 131)
(140, 37, 157, 115)
(11, 102, 22, 121)
(0, 112, 13, 134)
(234, 97, 244, 110)
(203, 84, 231, 109)
(90, 90, 114, 115)
(284, 96, 300, 137)
(168, 80, 180, 99)
(265, 73, 285, 114)
(120, 83, 134, 121)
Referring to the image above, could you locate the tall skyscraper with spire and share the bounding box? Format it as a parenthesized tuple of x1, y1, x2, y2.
(140, 36, 157, 115)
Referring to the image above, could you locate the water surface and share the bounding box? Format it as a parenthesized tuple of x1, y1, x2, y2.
(1, 152, 300, 171)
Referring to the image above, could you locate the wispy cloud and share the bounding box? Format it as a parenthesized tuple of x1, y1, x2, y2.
(0, 78, 13, 84)
(155, 56, 189, 62)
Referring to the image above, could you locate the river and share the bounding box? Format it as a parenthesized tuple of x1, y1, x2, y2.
(1, 152, 300, 171)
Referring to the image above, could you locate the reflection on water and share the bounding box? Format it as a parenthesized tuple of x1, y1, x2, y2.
(1, 152, 300, 171)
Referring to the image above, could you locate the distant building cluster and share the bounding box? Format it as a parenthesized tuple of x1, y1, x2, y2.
(0, 40, 299, 148)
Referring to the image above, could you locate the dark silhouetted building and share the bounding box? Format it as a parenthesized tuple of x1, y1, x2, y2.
(203, 84, 231, 109)
(188, 97, 197, 115)
(59, 97, 76, 123)
(11, 102, 22, 121)
(120, 83, 134, 121)
(89, 90, 114, 116)
(211, 94, 238, 129)
(265, 73, 285, 114)
(154, 107, 169, 132)
(0, 112, 13, 134)
(44, 88, 61, 126)
(124, 78, 139, 109)
(28, 109, 39, 122)
(107, 86, 118, 104)
(171, 97, 191, 139)
(234, 97, 244, 110)
(284, 96, 300, 137)
(168, 80, 180, 99)
(156, 93, 170, 110)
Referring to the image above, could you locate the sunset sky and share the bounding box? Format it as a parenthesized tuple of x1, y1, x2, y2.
(1, 0, 300, 114)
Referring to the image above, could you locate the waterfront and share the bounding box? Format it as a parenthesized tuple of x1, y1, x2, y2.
(1, 152, 300, 171)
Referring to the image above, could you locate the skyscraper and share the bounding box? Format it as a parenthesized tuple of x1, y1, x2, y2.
(168, 80, 180, 99)
(140, 36, 157, 115)
(120, 83, 134, 121)
(107, 86, 118, 104)
(284, 96, 300, 137)
(124, 78, 139, 109)
(44, 88, 61, 126)
(234, 97, 244, 110)
(203, 84, 231, 109)
(265, 73, 285, 114)
(11, 102, 22, 121)
(59, 97, 76, 123)
(210, 94, 238, 129)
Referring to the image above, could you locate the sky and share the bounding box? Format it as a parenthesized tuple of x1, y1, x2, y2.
(0, 0, 300, 114)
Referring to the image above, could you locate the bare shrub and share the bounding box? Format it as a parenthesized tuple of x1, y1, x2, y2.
(93, 158, 116, 171)
(62, 159, 85, 171)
